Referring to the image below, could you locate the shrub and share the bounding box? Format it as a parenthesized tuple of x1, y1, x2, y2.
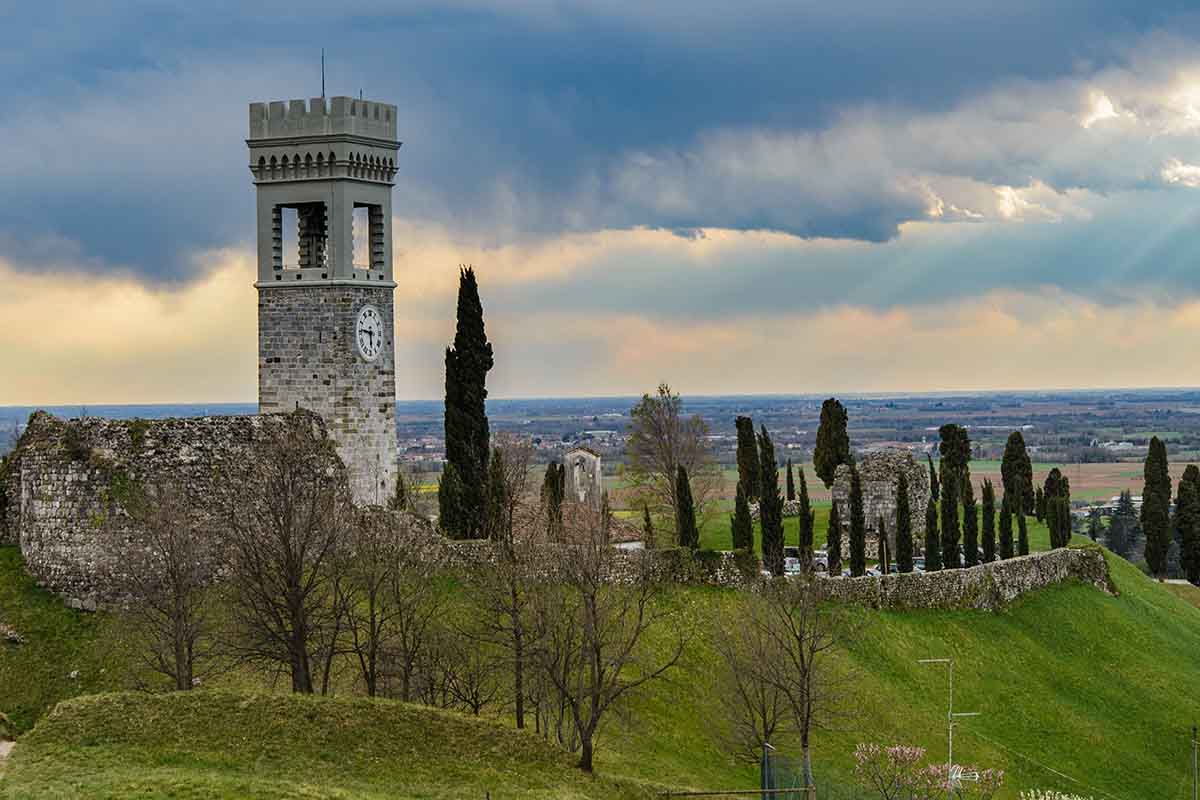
(62, 422, 90, 462)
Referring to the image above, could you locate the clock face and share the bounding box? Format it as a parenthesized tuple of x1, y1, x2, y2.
(355, 305, 385, 361)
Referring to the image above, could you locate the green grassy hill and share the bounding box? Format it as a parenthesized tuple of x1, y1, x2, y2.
(4, 543, 1200, 798)
(602, 550, 1200, 798)
(0, 691, 650, 799)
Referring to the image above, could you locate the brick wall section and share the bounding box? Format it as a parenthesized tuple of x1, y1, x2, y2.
(258, 285, 397, 504)
(0, 411, 333, 610)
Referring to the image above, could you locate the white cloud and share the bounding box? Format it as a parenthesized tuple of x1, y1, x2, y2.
(1161, 158, 1200, 187)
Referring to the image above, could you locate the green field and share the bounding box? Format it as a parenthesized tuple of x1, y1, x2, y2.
(4, 544, 1200, 798)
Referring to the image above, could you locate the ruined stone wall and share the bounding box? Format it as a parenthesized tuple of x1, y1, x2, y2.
(1, 411, 332, 609)
(815, 547, 1114, 611)
(408, 531, 1112, 611)
(563, 448, 603, 510)
(259, 285, 397, 505)
(832, 449, 930, 556)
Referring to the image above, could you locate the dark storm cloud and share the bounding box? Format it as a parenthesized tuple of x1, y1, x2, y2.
(3, 1, 1200, 282)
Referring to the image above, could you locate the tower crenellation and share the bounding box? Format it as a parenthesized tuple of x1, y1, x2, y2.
(249, 96, 398, 141)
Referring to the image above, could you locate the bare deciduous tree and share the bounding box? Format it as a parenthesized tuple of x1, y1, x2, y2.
(626, 384, 717, 537)
(114, 483, 223, 691)
(734, 577, 857, 790)
(438, 627, 504, 715)
(381, 529, 444, 703)
(713, 606, 793, 761)
(469, 433, 539, 727)
(529, 505, 686, 772)
(216, 412, 350, 694)
(337, 507, 401, 697)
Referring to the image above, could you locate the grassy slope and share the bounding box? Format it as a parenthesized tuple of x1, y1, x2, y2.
(602, 549, 1200, 799)
(0, 548, 128, 734)
(5, 542, 1200, 798)
(0, 691, 650, 799)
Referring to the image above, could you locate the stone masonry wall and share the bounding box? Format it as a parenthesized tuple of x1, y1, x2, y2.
(259, 285, 397, 505)
(815, 547, 1115, 611)
(832, 449, 930, 557)
(1, 411, 333, 609)
(408, 530, 1113, 612)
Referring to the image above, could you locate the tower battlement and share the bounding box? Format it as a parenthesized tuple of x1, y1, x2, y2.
(249, 96, 398, 141)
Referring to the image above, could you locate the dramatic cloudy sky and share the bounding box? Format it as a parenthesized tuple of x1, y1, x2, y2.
(9, 1, 1200, 403)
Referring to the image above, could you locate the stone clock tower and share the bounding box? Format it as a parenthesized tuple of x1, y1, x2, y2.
(248, 96, 399, 503)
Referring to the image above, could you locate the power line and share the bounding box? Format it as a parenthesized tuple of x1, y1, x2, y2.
(962, 728, 1126, 800)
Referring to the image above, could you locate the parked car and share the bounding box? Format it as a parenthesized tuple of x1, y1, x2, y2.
(783, 557, 802, 576)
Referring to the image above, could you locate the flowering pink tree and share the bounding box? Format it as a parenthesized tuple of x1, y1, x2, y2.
(855, 743, 1004, 800)
(853, 743, 929, 800)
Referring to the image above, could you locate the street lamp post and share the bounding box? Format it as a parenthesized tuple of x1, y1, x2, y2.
(919, 658, 979, 798)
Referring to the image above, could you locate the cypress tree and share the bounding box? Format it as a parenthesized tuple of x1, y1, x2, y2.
(1043, 468, 1067, 504)
(896, 470, 913, 573)
(1034, 487, 1046, 523)
(962, 477, 979, 567)
(796, 466, 815, 570)
(877, 514, 891, 575)
(849, 462, 866, 577)
(981, 479, 996, 563)
(440, 266, 494, 539)
(940, 465, 961, 569)
(1044, 492, 1060, 549)
(1017, 506, 1029, 556)
(1001, 431, 1035, 514)
(642, 505, 655, 548)
(1177, 466, 1200, 585)
(938, 424, 972, 484)
(675, 465, 699, 549)
(731, 481, 754, 552)
(924, 496, 941, 571)
(927, 453, 940, 503)
(786, 459, 796, 502)
(813, 398, 850, 488)
(438, 462, 466, 538)
(1143, 436, 1172, 578)
(999, 490, 1014, 560)
(1041, 468, 1073, 549)
(758, 427, 785, 576)
(1108, 490, 1138, 559)
(483, 446, 507, 542)
(542, 463, 564, 540)
(389, 470, 410, 512)
(1087, 509, 1102, 542)
(734, 416, 761, 502)
(827, 500, 843, 575)
(1057, 496, 1072, 548)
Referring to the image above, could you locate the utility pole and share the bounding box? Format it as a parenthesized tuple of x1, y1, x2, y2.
(919, 658, 979, 798)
